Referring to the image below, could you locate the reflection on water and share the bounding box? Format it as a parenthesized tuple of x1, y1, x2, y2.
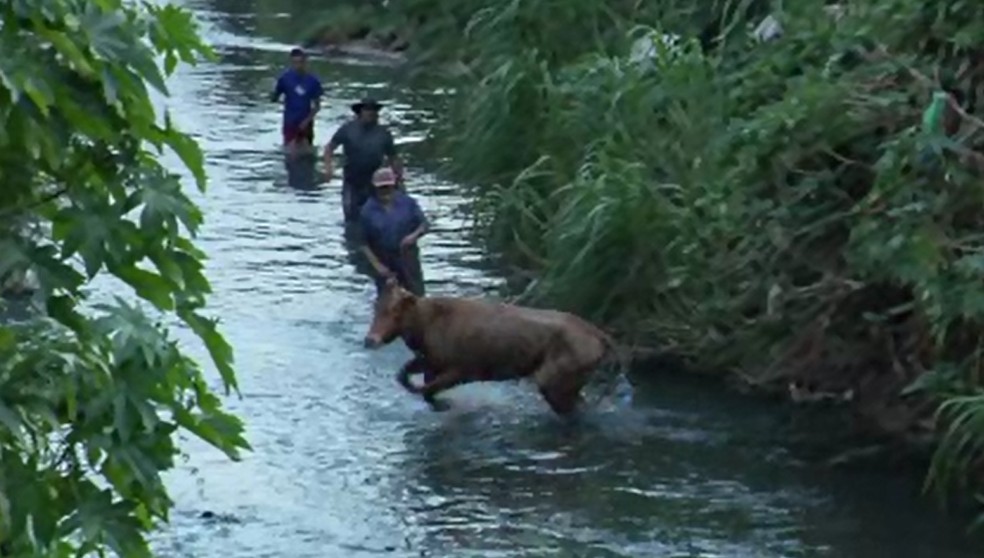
(283, 153, 318, 191)
(136, 0, 984, 556)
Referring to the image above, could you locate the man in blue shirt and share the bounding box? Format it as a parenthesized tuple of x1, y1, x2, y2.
(324, 97, 404, 221)
(360, 166, 428, 296)
(271, 48, 324, 158)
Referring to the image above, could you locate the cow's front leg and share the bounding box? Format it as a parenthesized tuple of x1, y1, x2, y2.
(396, 355, 430, 393)
(418, 368, 467, 411)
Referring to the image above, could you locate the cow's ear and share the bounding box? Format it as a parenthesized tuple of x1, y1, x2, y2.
(398, 288, 417, 308)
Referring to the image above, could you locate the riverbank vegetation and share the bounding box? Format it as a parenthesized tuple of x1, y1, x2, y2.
(315, 0, 984, 525)
(300, 2, 411, 54)
(0, 1, 247, 555)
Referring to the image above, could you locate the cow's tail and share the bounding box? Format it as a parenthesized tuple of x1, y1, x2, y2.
(586, 330, 631, 407)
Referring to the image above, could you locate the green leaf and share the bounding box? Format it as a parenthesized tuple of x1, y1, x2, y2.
(127, 42, 169, 95)
(39, 28, 96, 77)
(22, 77, 54, 117)
(172, 406, 248, 460)
(0, 328, 15, 351)
(179, 310, 237, 393)
(147, 250, 184, 290)
(0, 402, 26, 446)
(113, 391, 132, 442)
(115, 266, 174, 311)
(47, 294, 85, 333)
(162, 127, 207, 191)
(164, 51, 178, 75)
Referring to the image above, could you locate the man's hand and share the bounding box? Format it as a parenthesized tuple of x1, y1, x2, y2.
(323, 162, 333, 181)
(400, 234, 418, 250)
(378, 266, 395, 280)
(394, 168, 406, 190)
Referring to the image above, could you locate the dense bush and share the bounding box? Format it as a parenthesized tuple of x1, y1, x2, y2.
(300, 0, 414, 52)
(375, 0, 984, 520)
(0, 0, 247, 555)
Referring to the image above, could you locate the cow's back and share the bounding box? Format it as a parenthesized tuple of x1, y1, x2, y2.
(510, 305, 608, 350)
(413, 298, 554, 375)
(415, 297, 606, 379)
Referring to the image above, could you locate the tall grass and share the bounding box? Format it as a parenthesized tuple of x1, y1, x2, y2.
(330, 0, 984, 523)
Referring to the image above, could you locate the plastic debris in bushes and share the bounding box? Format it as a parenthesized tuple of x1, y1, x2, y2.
(753, 15, 783, 43)
(628, 26, 683, 64)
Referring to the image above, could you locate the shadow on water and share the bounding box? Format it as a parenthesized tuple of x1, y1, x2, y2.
(131, 0, 984, 556)
(283, 152, 318, 191)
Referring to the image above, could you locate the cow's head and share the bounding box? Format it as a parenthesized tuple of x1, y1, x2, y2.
(363, 278, 417, 349)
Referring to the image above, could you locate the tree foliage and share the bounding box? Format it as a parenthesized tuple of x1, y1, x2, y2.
(363, 0, 984, 523)
(0, 0, 248, 555)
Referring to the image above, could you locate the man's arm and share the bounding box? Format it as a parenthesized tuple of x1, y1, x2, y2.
(323, 124, 346, 179)
(361, 245, 392, 277)
(401, 198, 429, 247)
(270, 75, 284, 103)
(300, 78, 324, 127)
(383, 129, 404, 183)
(359, 213, 392, 277)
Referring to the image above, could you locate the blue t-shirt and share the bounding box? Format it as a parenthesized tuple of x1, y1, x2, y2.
(274, 69, 323, 126)
(359, 192, 427, 259)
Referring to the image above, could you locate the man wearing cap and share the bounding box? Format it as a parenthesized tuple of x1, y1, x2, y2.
(323, 97, 404, 221)
(271, 48, 324, 158)
(359, 166, 427, 296)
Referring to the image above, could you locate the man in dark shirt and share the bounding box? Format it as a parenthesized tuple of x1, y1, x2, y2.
(359, 167, 427, 296)
(271, 48, 324, 158)
(323, 97, 404, 221)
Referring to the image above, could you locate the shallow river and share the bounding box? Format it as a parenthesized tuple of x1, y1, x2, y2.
(141, 1, 983, 556)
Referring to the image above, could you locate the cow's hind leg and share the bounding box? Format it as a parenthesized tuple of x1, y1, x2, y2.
(540, 374, 592, 416)
(535, 355, 595, 417)
(540, 383, 580, 416)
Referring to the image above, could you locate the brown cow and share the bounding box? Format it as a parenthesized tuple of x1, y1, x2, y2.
(363, 279, 624, 415)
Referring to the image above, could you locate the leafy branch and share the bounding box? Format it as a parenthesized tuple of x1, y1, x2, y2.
(0, 0, 248, 556)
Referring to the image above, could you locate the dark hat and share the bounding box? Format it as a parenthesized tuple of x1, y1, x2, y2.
(351, 97, 385, 113)
(289, 47, 306, 57)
